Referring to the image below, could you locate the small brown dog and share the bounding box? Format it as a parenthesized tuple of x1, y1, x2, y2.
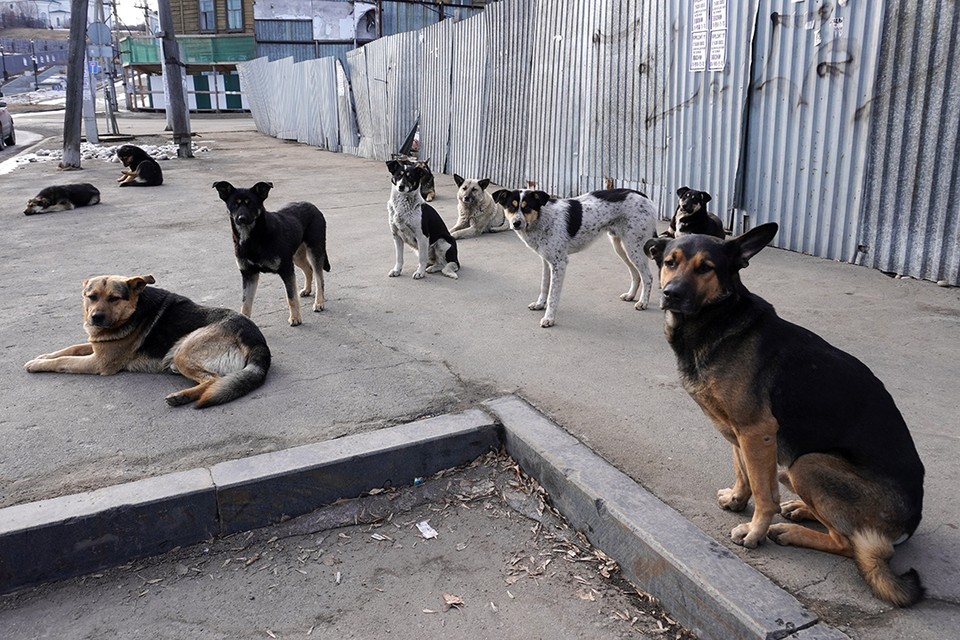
(24, 275, 270, 408)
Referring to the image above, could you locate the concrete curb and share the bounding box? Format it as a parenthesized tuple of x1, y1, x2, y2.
(483, 396, 849, 640)
(0, 396, 847, 639)
(0, 409, 500, 594)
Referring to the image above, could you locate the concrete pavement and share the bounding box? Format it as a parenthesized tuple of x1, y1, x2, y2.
(1, 110, 958, 638)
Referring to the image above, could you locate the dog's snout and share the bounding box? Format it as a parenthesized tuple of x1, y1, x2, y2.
(89, 311, 107, 326)
(512, 218, 523, 229)
(660, 281, 689, 311)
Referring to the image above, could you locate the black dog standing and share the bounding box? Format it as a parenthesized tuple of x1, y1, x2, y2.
(213, 181, 331, 326)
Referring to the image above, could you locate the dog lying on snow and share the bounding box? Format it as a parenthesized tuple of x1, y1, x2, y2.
(24, 275, 270, 408)
(449, 174, 511, 239)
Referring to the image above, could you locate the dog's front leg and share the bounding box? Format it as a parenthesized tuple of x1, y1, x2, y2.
(729, 431, 780, 549)
(539, 259, 567, 328)
(25, 347, 106, 375)
(240, 271, 260, 318)
(412, 234, 429, 280)
(388, 232, 405, 277)
(717, 444, 752, 512)
(28, 342, 94, 361)
(279, 266, 303, 326)
(528, 259, 550, 313)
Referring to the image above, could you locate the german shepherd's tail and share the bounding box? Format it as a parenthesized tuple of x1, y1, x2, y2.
(195, 343, 272, 408)
(851, 529, 924, 607)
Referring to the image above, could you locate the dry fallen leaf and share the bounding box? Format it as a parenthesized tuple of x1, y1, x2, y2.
(422, 609, 437, 614)
(443, 593, 465, 609)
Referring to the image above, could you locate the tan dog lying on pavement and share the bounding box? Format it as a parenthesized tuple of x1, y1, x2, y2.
(24, 275, 271, 408)
(449, 174, 511, 239)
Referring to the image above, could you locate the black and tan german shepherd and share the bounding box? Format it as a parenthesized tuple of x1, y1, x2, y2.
(643, 223, 925, 607)
(24, 275, 270, 408)
(213, 181, 330, 326)
(24, 183, 101, 215)
(116, 145, 163, 187)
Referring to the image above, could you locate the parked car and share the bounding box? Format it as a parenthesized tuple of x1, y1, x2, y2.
(0, 93, 16, 150)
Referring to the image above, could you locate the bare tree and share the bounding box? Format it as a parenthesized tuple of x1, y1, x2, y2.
(157, 0, 193, 158)
(60, 0, 89, 169)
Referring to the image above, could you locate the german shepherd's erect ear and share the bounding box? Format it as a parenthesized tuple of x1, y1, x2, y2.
(644, 223, 778, 271)
(726, 222, 778, 270)
(252, 182, 274, 202)
(213, 181, 235, 202)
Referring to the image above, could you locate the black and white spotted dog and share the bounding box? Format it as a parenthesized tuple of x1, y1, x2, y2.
(492, 188, 658, 328)
(385, 160, 460, 280)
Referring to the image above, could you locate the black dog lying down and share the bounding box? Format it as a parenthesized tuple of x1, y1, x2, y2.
(24, 183, 101, 215)
(663, 186, 724, 238)
(116, 144, 163, 187)
(213, 181, 331, 327)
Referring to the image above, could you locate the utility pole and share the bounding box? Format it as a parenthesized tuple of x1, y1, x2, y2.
(156, 0, 193, 158)
(61, 0, 89, 169)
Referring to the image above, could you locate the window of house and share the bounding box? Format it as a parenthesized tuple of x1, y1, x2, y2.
(199, 0, 215, 32)
(226, 0, 243, 31)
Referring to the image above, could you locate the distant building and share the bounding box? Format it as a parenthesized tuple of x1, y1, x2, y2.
(118, 0, 495, 113)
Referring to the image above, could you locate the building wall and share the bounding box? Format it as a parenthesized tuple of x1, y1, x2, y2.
(171, 0, 255, 36)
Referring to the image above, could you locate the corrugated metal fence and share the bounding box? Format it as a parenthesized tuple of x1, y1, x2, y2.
(238, 0, 960, 286)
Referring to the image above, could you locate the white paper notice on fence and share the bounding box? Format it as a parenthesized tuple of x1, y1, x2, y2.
(709, 29, 726, 71)
(711, 0, 727, 31)
(692, 0, 709, 32)
(690, 32, 707, 72)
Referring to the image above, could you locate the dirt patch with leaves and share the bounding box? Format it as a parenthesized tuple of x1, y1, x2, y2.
(0, 452, 695, 639)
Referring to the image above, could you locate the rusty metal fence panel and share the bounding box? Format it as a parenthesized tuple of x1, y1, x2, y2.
(447, 14, 488, 178)
(738, 2, 883, 262)
(238, 0, 959, 285)
(859, 1, 960, 285)
(417, 20, 454, 173)
(662, 0, 756, 225)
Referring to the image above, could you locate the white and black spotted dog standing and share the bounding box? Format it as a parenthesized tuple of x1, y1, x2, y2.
(492, 188, 658, 327)
(385, 160, 460, 280)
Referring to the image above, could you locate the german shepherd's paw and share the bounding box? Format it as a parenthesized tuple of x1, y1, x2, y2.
(731, 522, 767, 548)
(780, 499, 817, 522)
(717, 487, 750, 512)
(766, 523, 805, 546)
